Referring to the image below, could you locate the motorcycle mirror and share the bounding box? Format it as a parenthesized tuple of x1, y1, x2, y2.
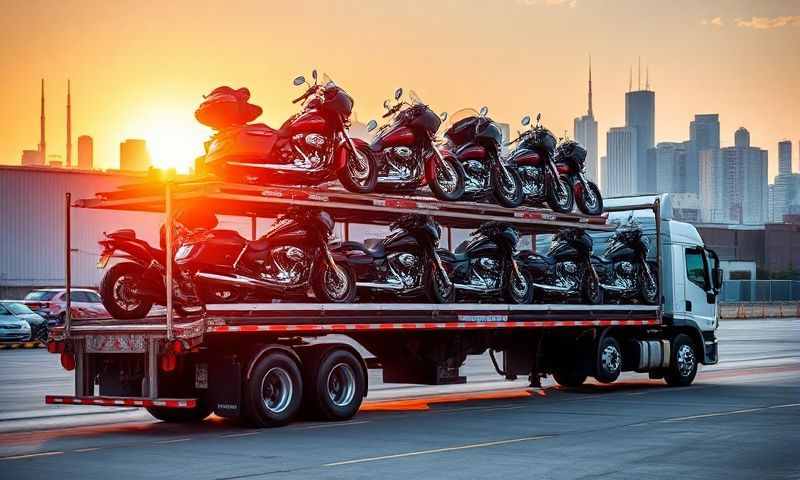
(293, 76, 306, 86)
(521, 115, 530, 126)
(383, 99, 391, 110)
(312, 70, 318, 82)
(479, 106, 489, 117)
(394, 88, 403, 101)
(366, 120, 378, 132)
(536, 112, 542, 124)
(440, 112, 448, 122)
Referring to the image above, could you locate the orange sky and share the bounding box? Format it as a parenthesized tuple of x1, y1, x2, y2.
(1, 0, 798, 179)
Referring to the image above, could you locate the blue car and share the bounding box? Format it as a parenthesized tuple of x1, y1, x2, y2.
(0, 303, 32, 343)
(0, 301, 47, 342)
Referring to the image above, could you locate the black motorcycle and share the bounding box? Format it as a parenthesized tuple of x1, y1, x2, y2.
(332, 214, 454, 303)
(554, 139, 603, 215)
(506, 114, 575, 213)
(592, 219, 658, 304)
(175, 208, 357, 305)
(365, 89, 466, 201)
(443, 107, 524, 208)
(516, 229, 602, 304)
(438, 222, 533, 304)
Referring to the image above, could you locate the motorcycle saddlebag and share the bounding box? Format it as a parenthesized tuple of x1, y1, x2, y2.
(204, 123, 277, 166)
(195, 86, 263, 130)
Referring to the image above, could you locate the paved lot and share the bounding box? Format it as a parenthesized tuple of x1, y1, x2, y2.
(0, 319, 798, 479)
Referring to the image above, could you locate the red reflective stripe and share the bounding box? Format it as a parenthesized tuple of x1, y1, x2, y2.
(45, 395, 197, 409)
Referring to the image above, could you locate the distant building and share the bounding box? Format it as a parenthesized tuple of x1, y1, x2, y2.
(699, 149, 725, 222)
(655, 141, 689, 194)
(496, 122, 511, 155)
(20, 149, 41, 166)
(119, 139, 151, 172)
(604, 126, 638, 197)
(77, 135, 93, 170)
(574, 59, 598, 182)
(778, 140, 792, 176)
(625, 89, 655, 193)
(718, 128, 768, 224)
(771, 173, 800, 223)
(688, 114, 721, 195)
(47, 154, 63, 168)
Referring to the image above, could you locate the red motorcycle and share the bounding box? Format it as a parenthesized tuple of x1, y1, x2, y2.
(200, 71, 378, 193)
(365, 89, 466, 201)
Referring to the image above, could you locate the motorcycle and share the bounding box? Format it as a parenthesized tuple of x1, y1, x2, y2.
(516, 229, 602, 304)
(554, 138, 603, 215)
(174, 208, 357, 305)
(365, 88, 466, 201)
(438, 221, 533, 304)
(505, 114, 575, 213)
(97, 208, 219, 319)
(592, 217, 659, 304)
(331, 214, 454, 303)
(443, 107, 524, 208)
(201, 71, 378, 193)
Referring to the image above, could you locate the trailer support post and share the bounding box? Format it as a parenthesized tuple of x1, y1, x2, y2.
(165, 180, 174, 341)
(65, 192, 72, 339)
(147, 337, 159, 398)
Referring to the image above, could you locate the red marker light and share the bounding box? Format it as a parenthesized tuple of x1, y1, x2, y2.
(60, 352, 76, 371)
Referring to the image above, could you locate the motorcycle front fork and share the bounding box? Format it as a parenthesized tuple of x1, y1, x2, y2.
(430, 249, 453, 289)
(323, 244, 347, 284)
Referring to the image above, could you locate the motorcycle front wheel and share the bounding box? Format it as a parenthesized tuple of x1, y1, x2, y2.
(424, 263, 455, 303)
(505, 269, 534, 304)
(640, 269, 659, 305)
(492, 167, 524, 208)
(582, 271, 604, 305)
(99, 262, 154, 320)
(338, 143, 378, 194)
(428, 155, 466, 202)
(312, 260, 357, 303)
(575, 180, 603, 216)
(547, 175, 575, 214)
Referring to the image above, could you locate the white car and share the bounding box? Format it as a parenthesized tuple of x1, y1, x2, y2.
(0, 303, 32, 342)
(23, 288, 109, 325)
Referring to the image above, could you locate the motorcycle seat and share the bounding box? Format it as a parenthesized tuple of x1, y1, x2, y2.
(362, 238, 386, 258)
(438, 248, 469, 264)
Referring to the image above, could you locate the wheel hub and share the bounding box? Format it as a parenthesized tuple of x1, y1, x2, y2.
(676, 344, 695, 377)
(601, 345, 621, 373)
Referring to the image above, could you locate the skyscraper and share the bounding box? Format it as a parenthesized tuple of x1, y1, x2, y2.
(66, 80, 72, 168)
(78, 135, 93, 170)
(119, 139, 151, 171)
(39, 79, 46, 165)
(778, 140, 792, 175)
(624, 66, 655, 193)
(604, 126, 638, 197)
(719, 128, 768, 224)
(655, 141, 689, 194)
(698, 148, 724, 222)
(574, 58, 598, 183)
(689, 114, 721, 195)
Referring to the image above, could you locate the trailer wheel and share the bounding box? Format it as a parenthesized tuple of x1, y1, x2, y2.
(309, 349, 365, 421)
(552, 370, 587, 388)
(594, 335, 622, 383)
(664, 334, 698, 387)
(147, 402, 212, 423)
(244, 351, 303, 427)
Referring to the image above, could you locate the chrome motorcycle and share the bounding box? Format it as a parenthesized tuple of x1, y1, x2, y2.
(592, 218, 658, 305)
(506, 114, 575, 213)
(175, 208, 356, 305)
(331, 214, 454, 303)
(366, 89, 466, 201)
(438, 222, 533, 304)
(516, 229, 602, 304)
(443, 107, 524, 208)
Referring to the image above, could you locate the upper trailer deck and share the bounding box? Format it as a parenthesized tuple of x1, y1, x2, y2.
(73, 179, 613, 233)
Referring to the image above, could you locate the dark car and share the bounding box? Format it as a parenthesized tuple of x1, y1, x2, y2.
(0, 301, 48, 342)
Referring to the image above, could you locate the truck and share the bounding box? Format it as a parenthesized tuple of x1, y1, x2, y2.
(45, 180, 722, 427)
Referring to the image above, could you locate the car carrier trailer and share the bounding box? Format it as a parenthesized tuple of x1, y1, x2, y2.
(45, 180, 722, 427)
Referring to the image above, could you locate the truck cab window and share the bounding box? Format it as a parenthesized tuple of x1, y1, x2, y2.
(685, 248, 710, 291)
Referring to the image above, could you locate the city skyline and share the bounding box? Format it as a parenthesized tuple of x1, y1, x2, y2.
(0, 0, 797, 175)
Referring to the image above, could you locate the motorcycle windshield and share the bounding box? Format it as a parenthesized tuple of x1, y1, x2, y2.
(409, 90, 424, 106)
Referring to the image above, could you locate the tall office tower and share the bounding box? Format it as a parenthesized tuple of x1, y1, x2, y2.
(66, 80, 72, 167)
(605, 126, 638, 197)
(77, 135, 93, 170)
(778, 140, 792, 175)
(698, 148, 724, 222)
(689, 114, 721, 195)
(574, 58, 598, 182)
(655, 141, 689, 194)
(119, 139, 151, 171)
(624, 70, 655, 193)
(719, 128, 768, 224)
(39, 79, 46, 165)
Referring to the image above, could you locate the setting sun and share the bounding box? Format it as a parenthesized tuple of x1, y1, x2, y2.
(139, 107, 208, 173)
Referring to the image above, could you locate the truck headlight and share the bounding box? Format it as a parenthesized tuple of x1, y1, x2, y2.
(175, 244, 194, 260)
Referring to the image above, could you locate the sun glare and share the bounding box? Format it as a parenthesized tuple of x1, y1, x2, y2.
(139, 107, 208, 173)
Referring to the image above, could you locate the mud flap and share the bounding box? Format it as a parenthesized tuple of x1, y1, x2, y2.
(209, 355, 241, 417)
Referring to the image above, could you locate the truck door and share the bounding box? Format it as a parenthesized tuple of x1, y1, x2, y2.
(683, 247, 717, 331)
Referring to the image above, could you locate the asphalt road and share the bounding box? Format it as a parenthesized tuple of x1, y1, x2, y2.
(0, 319, 798, 479)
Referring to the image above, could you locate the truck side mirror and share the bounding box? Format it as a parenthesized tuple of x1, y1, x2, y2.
(712, 267, 723, 293)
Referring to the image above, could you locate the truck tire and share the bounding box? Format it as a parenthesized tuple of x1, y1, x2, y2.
(100, 262, 154, 319)
(552, 370, 587, 388)
(594, 336, 622, 384)
(664, 334, 698, 387)
(308, 348, 365, 421)
(243, 351, 303, 427)
(147, 402, 212, 423)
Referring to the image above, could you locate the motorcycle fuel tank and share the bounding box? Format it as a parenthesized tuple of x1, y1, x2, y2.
(285, 111, 330, 135)
(511, 148, 542, 166)
(375, 125, 415, 149)
(456, 144, 487, 161)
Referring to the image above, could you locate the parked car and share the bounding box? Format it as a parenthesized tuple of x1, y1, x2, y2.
(0, 301, 48, 342)
(23, 288, 108, 325)
(0, 303, 32, 343)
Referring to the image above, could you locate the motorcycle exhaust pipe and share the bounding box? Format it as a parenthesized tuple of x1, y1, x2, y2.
(529, 281, 573, 293)
(226, 161, 326, 174)
(195, 272, 282, 289)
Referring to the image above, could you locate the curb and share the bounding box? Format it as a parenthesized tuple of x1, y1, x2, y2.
(0, 341, 45, 350)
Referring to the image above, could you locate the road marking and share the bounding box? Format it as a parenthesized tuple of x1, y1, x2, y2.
(627, 402, 800, 426)
(0, 451, 63, 461)
(301, 420, 370, 430)
(156, 438, 192, 444)
(324, 435, 553, 467)
(73, 447, 101, 453)
(767, 402, 800, 409)
(438, 405, 526, 415)
(221, 431, 260, 438)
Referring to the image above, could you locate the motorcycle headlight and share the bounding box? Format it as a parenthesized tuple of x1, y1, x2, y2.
(175, 244, 194, 260)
